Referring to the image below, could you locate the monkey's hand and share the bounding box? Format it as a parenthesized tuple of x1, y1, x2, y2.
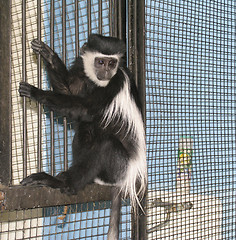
(19, 82, 38, 99)
(31, 39, 55, 65)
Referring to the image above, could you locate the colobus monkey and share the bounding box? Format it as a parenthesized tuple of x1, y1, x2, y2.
(19, 34, 147, 239)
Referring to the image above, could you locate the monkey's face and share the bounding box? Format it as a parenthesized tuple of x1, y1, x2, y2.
(82, 51, 121, 87)
(94, 57, 118, 81)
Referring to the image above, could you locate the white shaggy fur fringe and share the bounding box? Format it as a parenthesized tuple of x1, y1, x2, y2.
(102, 68, 147, 210)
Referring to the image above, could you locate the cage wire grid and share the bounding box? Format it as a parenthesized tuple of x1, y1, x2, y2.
(145, 0, 235, 239)
(0, 0, 235, 239)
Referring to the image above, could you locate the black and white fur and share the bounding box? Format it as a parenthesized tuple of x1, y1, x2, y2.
(19, 34, 147, 239)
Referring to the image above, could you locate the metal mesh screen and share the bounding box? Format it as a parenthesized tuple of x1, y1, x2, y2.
(146, 0, 235, 239)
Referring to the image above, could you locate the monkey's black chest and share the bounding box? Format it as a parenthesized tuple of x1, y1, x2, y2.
(76, 121, 104, 147)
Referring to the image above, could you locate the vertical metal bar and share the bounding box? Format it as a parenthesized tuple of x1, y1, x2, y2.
(9, 0, 13, 182)
(127, 0, 147, 239)
(136, 0, 146, 122)
(113, 0, 118, 37)
(117, 0, 126, 40)
(62, 0, 66, 63)
(127, 0, 133, 71)
(22, 0, 27, 179)
(62, 0, 68, 171)
(114, 0, 127, 70)
(37, 0, 42, 172)
(0, 0, 12, 185)
(132, 0, 138, 84)
(98, 0, 102, 34)
(117, 1, 123, 39)
(87, 0, 91, 35)
(136, 0, 147, 238)
(109, 0, 112, 36)
(50, 0, 55, 176)
(75, 0, 79, 57)
(109, 0, 119, 37)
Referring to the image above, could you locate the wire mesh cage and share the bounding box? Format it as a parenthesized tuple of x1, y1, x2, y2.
(0, 0, 235, 239)
(145, 0, 235, 239)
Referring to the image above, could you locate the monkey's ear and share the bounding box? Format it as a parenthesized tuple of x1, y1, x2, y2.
(80, 43, 88, 55)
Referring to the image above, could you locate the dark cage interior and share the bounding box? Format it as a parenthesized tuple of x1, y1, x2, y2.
(0, 0, 235, 240)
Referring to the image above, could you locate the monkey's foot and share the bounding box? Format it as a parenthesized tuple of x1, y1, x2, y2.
(56, 172, 78, 195)
(20, 172, 64, 189)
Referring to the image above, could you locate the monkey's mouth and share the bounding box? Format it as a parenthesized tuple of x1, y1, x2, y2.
(97, 75, 110, 81)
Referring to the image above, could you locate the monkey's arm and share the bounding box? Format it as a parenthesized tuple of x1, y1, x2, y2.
(19, 82, 92, 120)
(31, 39, 71, 94)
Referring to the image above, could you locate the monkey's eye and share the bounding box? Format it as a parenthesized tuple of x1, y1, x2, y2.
(108, 59, 117, 68)
(98, 59, 104, 65)
(95, 58, 105, 66)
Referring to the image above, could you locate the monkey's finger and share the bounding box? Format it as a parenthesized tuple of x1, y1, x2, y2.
(31, 39, 43, 53)
(31, 39, 54, 61)
(31, 39, 49, 51)
(31, 39, 47, 57)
